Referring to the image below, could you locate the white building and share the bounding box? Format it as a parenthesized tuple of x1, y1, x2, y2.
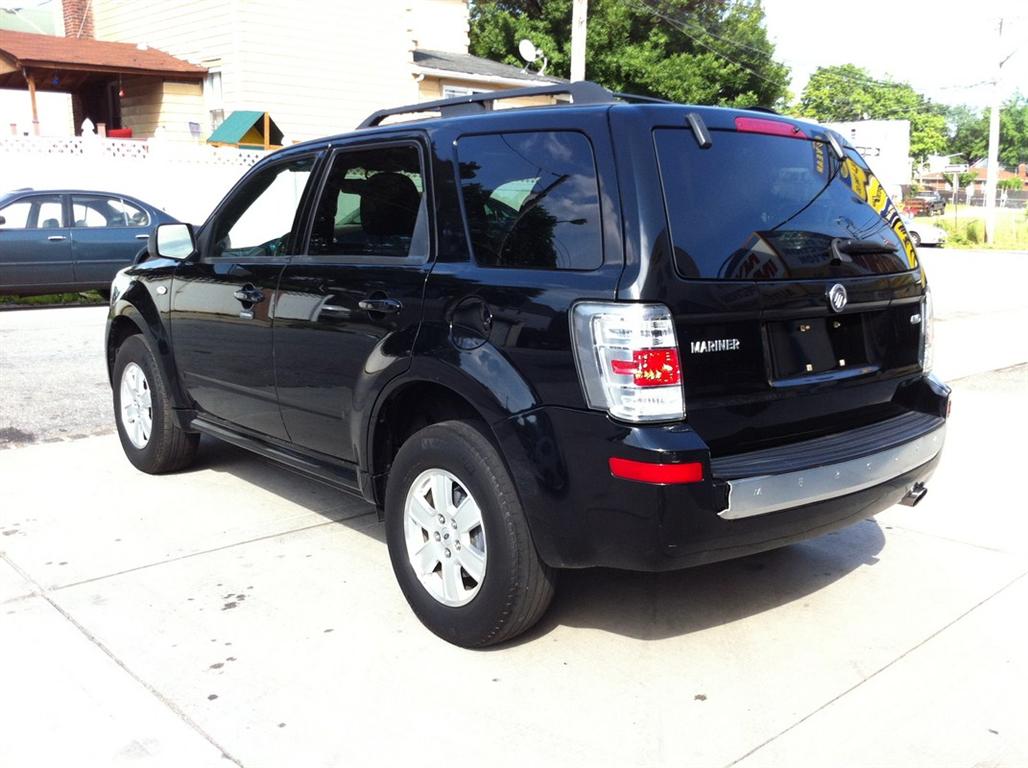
(823, 119, 911, 200)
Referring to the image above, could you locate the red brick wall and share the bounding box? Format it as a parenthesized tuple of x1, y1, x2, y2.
(63, 0, 94, 39)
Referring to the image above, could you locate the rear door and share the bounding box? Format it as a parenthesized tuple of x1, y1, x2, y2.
(0, 193, 74, 292)
(170, 153, 321, 439)
(69, 194, 153, 287)
(621, 109, 924, 455)
(274, 137, 430, 461)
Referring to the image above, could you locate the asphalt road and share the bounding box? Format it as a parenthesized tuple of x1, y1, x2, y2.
(1, 248, 1027, 767)
(0, 304, 111, 447)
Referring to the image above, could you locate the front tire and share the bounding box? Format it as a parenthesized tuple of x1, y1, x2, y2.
(910, 231, 921, 247)
(385, 420, 555, 647)
(113, 334, 198, 473)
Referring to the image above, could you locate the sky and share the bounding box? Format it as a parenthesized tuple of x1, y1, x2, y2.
(762, 0, 1027, 109)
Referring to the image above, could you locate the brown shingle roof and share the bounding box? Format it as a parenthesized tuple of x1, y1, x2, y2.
(0, 29, 205, 78)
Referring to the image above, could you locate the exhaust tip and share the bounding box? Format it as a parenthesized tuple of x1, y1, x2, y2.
(900, 482, 928, 507)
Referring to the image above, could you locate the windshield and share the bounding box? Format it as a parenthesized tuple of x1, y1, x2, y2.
(654, 128, 917, 280)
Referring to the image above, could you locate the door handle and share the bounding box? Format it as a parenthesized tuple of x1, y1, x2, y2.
(135, 234, 150, 240)
(47, 235, 66, 242)
(233, 285, 264, 304)
(357, 297, 402, 315)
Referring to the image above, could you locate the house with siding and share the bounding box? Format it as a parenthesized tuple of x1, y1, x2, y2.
(14, 0, 559, 142)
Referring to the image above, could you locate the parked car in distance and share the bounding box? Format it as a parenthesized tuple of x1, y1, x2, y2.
(0, 188, 176, 297)
(902, 215, 947, 247)
(904, 191, 946, 217)
(106, 82, 949, 648)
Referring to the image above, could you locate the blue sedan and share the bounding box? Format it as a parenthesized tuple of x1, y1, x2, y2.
(0, 189, 177, 296)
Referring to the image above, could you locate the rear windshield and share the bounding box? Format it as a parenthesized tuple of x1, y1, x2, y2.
(654, 128, 916, 280)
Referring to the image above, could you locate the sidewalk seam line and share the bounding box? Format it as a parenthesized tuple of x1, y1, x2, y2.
(883, 523, 1017, 555)
(0, 552, 246, 767)
(723, 568, 1028, 768)
(51, 509, 378, 592)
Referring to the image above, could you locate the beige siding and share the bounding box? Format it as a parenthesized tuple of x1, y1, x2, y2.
(411, 0, 469, 52)
(117, 78, 206, 141)
(93, 1, 552, 143)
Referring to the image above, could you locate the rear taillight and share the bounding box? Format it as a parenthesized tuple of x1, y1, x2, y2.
(571, 302, 685, 422)
(921, 287, 934, 374)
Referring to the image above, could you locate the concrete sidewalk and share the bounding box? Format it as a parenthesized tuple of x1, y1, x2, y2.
(2, 363, 1026, 768)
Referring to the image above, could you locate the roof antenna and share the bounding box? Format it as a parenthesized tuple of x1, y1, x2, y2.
(518, 39, 548, 77)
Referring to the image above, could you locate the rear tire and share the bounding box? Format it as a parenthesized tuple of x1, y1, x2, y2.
(113, 334, 198, 474)
(385, 420, 555, 648)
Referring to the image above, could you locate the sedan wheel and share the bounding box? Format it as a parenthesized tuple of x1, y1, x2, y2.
(910, 231, 921, 247)
(119, 362, 152, 449)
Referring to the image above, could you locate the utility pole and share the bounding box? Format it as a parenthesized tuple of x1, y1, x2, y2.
(571, 0, 588, 82)
(984, 17, 1014, 244)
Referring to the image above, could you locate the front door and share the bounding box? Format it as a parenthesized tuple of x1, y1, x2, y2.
(275, 139, 431, 461)
(0, 193, 74, 293)
(170, 154, 320, 438)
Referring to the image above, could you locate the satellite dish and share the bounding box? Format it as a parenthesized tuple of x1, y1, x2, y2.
(518, 39, 539, 63)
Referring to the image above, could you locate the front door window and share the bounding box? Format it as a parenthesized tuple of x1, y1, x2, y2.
(211, 157, 315, 260)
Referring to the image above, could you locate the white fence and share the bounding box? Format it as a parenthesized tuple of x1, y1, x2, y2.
(0, 136, 272, 224)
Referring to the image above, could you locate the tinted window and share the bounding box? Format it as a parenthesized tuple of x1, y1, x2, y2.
(654, 129, 916, 280)
(457, 131, 602, 270)
(0, 196, 63, 229)
(212, 156, 315, 259)
(71, 195, 150, 228)
(309, 144, 426, 258)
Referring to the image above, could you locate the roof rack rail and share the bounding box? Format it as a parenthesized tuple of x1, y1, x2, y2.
(612, 92, 672, 104)
(357, 81, 615, 129)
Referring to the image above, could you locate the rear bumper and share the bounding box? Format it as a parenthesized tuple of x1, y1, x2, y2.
(716, 413, 945, 519)
(495, 376, 950, 572)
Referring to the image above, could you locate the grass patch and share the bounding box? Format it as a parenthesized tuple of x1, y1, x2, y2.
(0, 290, 107, 306)
(916, 205, 1028, 250)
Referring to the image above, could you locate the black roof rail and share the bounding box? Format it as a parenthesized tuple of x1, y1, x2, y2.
(612, 92, 672, 104)
(744, 105, 780, 115)
(357, 81, 614, 129)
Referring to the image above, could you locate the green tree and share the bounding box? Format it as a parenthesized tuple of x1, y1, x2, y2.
(946, 104, 988, 165)
(997, 93, 1028, 168)
(944, 95, 1028, 169)
(469, 0, 790, 108)
(795, 64, 948, 161)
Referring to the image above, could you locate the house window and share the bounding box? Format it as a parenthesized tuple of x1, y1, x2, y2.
(442, 84, 490, 99)
(204, 70, 224, 132)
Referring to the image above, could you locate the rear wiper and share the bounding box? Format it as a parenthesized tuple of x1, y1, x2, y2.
(831, 237, 897, 264)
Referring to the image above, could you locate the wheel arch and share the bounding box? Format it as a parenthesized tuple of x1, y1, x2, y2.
(106, 282, 191, 415)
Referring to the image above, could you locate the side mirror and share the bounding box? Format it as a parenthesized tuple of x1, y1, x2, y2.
(149, 222, 196, 260)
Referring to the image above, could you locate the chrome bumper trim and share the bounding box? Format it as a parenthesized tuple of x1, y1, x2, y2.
(719, 423, 946, 520)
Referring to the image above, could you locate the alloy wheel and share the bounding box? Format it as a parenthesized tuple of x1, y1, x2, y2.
(403, 468, 487, 607)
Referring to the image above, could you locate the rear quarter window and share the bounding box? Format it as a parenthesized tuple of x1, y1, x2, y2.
(456, 131, 603, 270)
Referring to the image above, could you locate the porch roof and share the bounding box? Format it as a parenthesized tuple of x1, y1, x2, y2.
(0, 29, 205, 91)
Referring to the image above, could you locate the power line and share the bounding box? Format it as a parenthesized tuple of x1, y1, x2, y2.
(631, 0, 945, 97)
(627, 0, 789, 90)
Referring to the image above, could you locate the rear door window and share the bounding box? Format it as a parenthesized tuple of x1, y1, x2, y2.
(308, 143, 427, 259)
(456, 131, 602, 270)
(654, 128, 915, 280)
(71, 195, 150, 228)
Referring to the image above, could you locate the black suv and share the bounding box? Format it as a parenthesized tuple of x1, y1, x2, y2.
(106, 83, 949, 647)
